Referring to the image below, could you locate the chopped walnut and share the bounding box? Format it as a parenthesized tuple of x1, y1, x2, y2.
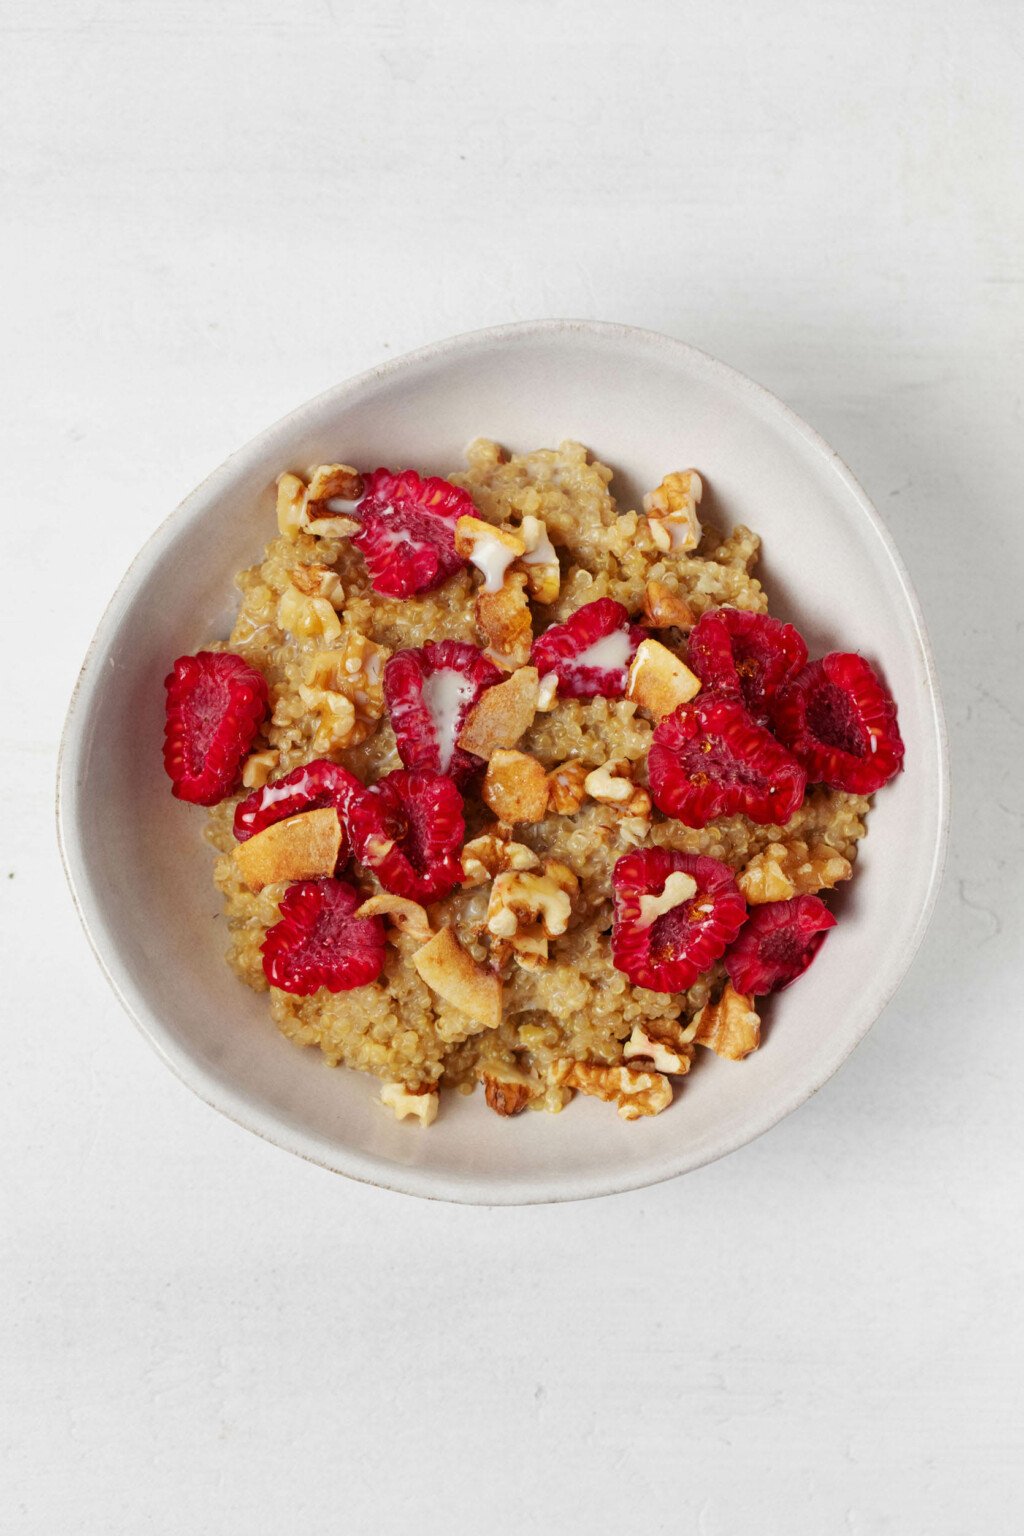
(536, 672, 559, 711)
(551, 1059, 673, 1120)
(622, 1024, 694, 1075)
(692, 984, 761, 1060)
(478, 1059, 542, 1117)
(548, 759, 589, 814)
(300, 631, 391, 749)
(276, 472, 308, 541)
(232, 807, 342, 893)
(412, 926, 502, 1031)
(636, 870, 699, 929)
(277, 583, 343, 642)
(455, 515, 526, 592)
(485, 866, 575, 970)
(354, 894, 432, 945)
(305, 463, 364, 537)
(379, 1082, 439, 1126)
(626, 637, 702, 719)
(241, 749, 280, 790)
(738, 840, 852, 905)
(460, 831, 540, 887)
(584, 759, 635, 805)
(476, 569, 533, 669)
(457, 666, 539, 758)
(644, 469, 703, 553)
(517, 514, 560, 603)
(642, 579, 695, 632)
(290, 563, 345, 605)
(483, 749, 549, 824)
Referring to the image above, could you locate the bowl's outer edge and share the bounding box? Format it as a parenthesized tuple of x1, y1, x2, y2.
(56, 318, 950, 1205)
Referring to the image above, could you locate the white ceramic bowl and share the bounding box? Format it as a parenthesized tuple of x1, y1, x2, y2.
(58, 321, 948, 1204)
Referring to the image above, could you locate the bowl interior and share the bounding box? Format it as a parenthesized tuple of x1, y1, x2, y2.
(59, 322, 946, 1203)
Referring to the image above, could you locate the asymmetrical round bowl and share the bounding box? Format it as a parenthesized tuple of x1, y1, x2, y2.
(57, 321, 947, 1204)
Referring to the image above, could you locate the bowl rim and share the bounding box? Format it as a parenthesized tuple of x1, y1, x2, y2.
(56, 318, 950, 1205)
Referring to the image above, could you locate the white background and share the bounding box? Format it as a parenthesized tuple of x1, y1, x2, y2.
(2, 1, 1022, 1532)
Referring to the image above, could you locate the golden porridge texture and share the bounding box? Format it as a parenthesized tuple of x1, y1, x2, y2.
(194, 440, 873, 1123)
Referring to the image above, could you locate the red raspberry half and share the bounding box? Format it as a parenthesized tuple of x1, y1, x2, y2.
(384, 640, 503, 784)
(233, 758, 363, 847)
(649, 694, 806, 828)
(687, 607, 808, 725)
(612, 848, 748, 993)
(724, 893, 836, 995)
(163, 651, 268, 806)
(350, 468, 472, 597)
(261, 877, 385, 995)
(348, 769, 465, 904)
(772, 652, 905, 794)
(531, 598, 645, 699)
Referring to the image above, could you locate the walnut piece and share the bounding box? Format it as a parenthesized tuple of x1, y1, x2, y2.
(301, 631, 390, 750)
(622, 1024, 694, 1075)
(290, 563, 345, 604)
(354, 894, 432, 945)
(276, 473, 308, 541)
(643, 469, 703, 553)
(486, 869, 573, 942)
(277, 583, 343, 642)
(738, 840, 852, 905)
(232, 808, 342, 893)
(551, 1060, 673, 1120)
(483, 749, 549, 824)
(305, 463, 364, 536)
(458, 666, 539, 758)
(476, 569, 533, 669)
(584, 759, 635, 805)
(241, 749, 280, 790)
(546, 759, 588, 815)
(455, 515, 525, 592)
(642, 579, 695, 632)
(626, 637, 702, 719)
(478, 1059, 542, 1117)
(460, 832, 540, 887)
(636, 869, 698, 929)
(692, 984, 761, 1060)
(412, 927, 502, 1031)
(379, 1082, 439, 1126)
(517, 515, 560, 603)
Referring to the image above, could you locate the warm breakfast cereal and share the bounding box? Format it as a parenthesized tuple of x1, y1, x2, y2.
(162, 439, 904, 1124)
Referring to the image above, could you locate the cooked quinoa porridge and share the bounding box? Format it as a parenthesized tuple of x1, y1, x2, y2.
(162, 439, 904, 1124)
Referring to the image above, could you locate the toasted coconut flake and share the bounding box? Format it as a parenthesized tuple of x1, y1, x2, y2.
(483, 749, 549, 824)
(458, 665, 539, 758)
(232, 807, 342, 893)
(627, 637, 702, 719)
(412, 927, 502, 1031)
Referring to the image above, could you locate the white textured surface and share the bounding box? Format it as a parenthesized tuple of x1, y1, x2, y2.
(2, 1, 1021, 1531)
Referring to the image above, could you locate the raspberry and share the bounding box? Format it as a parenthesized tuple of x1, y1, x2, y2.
(261, 877, 385, 994)
(384, 640, 503, 783)
(348, 769, 465, 904)
(772, 652, 905, 794)
(612, 848, 748, 993)
(648, 694, 806, 828)
(350, 468, 471, 597)
(687, 607, 808, 725)
(531, 598, 645, 699)
(233, 758, 363, 847)
(724, 893, 836, 995)
(163, 651, 268, 806)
